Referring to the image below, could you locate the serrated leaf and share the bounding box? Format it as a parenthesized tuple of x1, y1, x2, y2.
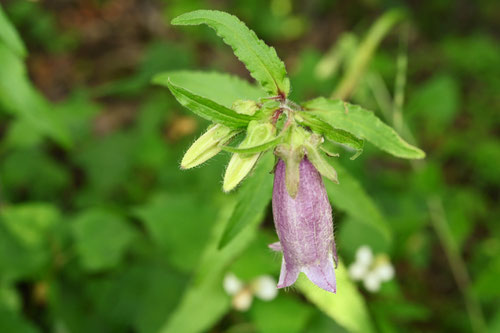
(302, 97, 425, 159)
(166, 79, 252, 128)
(0, 5, 26, 57)
(153, 70, 265, 108)
(297, 262, 375, 333)
(218, 152, 274, 248)
(172, 10, 290, 96)
(296, 112, 364, 158)
(326, 161, 391, 243)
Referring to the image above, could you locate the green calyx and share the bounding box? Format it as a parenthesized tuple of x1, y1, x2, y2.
(274, 125, 339, 198)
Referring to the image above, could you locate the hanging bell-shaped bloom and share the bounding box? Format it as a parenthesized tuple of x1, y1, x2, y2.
(271, 157, 338, 293)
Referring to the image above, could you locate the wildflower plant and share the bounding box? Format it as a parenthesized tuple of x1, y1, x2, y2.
(154, 10, 424, 293)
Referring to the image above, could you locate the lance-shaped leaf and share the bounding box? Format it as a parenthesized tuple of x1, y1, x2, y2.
(153, 70, 266, 108)
(171, 10, 290, 97)
(166, 79, 253, 128)
(296, 112, 364, 159)
(302, 97, 425, 159)
(0, 44, 71, 147)
(0, 4, 26, 57)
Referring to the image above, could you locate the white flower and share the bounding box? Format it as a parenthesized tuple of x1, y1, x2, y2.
(348, 245, 395, 292)
(223, 273, 243, 295)
(251, 275, 278, 301)
(223, 273, 278, 311)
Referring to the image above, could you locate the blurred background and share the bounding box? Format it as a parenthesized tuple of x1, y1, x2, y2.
(0, 0, 499, 332)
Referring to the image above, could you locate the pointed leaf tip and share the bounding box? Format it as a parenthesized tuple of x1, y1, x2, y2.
(170, 10, 290, 97)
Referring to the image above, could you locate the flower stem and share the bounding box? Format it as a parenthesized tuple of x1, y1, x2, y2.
(426, 197, 486, 333)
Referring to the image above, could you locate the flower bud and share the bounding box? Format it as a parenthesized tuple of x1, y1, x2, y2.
(181, 124, 237, 169)
(232, 100, 259, 116)
(223, 121, 275, 192)
(271, 157, 337, 293)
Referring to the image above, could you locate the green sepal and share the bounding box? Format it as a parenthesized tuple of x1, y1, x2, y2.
(304, 138, 339, 184)
(274, 143, 305, 198)
(296, 111, 364, 159)
(220, 134, 283, 155)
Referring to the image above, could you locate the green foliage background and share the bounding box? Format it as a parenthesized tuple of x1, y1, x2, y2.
(0, 0, 499, 332)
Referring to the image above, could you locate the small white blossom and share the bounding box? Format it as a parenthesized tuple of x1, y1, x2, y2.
(348, 245, 395, 292)
(374, 262, 395, 282)
(252, 275, 278, 301)
(356, 245, 374, 266)
(223, 273, 278, 311)
(223, 273, 243, 295)
(232, 289, 253, 311)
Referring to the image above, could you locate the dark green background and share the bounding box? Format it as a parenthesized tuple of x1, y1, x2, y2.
(0, 0, 499, 332)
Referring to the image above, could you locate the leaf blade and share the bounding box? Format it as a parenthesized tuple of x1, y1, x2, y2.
(302, 97, 425, 159)
(326, 161, 392, 243)
(0, 44, 71, 147)
(153, 70, 266, 108)
(166, 79, 252, 128)
(0, 4, 26, 57)
(297, 262, 375, 333)
(171, 10, 290, 96)
(218, 152, 274, 248)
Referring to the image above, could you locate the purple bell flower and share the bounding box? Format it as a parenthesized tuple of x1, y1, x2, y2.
(271, 157, 338, 293)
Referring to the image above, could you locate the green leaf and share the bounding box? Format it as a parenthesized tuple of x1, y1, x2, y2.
(218, 152, 274, 248)
(326, 162, 392, 243)
(0, 305, 40, 333)
(0, 5, 26, 57)
(0, 203, 61, 281)
(332, 9, 405, 99)
(172, 10, 290, 96)
(297, 262, 375, 333)
(72, 209, 136, 271)
(0, 44, 71, 147)
(296, 112, 364, 158)
(165, 79, 252, 128)
(302, 97, 425, 159)
(249, 296, 313, 333)
(153, 70, 265, 108)
(159, 201, 259, 333)
(134, 193, 218, 273)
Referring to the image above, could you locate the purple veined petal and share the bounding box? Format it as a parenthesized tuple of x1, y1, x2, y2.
(277, 257, 300, 289)
(302, 253, 336, 293)
(271, 157, 337, 293)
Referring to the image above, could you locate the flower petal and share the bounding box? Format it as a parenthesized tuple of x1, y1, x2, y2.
(303, 254, 337, 293)
(277, 258, 300, 289)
